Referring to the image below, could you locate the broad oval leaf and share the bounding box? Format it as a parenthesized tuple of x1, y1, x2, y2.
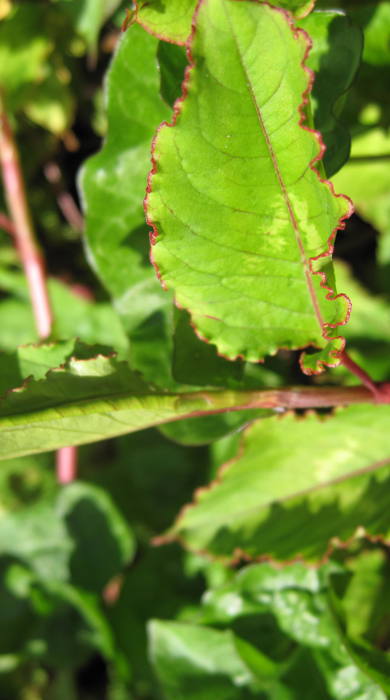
(146, 0, 352, 374)
(167, 404, 390, 562)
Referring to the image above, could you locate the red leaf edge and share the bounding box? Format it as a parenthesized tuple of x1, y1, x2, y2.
(153, 410, 390, 566)
(144, 0, 354, 374)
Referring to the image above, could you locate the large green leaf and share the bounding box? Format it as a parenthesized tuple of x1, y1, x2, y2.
(0, 353, 267, 459)
(81, 24, 170, 333)
(197, 561, 387, 699)
(135, 0, 316, 44)
(167, 404, 390, 562)
(146, 0, 351, 374)
(298, 10, 362, 176)
(80, 23, 178, 385)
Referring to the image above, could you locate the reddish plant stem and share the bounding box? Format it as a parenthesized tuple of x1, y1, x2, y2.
(0, 92, 77, 482)
(339, 350, 390, 402)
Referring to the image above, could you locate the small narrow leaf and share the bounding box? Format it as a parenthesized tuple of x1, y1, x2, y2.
(168, 405, 390, 562)
(146, 0, 351, 374)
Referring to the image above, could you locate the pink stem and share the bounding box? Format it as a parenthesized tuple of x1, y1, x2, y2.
(0, 92, 77, 482)
(56, 446, 78, 484)
(340, 350, 384, 401)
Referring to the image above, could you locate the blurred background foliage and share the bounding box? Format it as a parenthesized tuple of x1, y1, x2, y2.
(0, 0, 389, 697)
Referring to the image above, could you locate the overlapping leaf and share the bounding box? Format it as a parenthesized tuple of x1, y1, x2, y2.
(80, 23, 177, 384)
(298, 10, 362, 176)
(167, 405, 390, 562)
(146, 0, 351, 373)
(135, 0, 317, 44)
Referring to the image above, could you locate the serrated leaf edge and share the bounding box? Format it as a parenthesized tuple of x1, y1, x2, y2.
(144, 0, 354, 373)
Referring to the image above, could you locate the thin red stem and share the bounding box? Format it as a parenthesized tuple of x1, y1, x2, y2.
(339, 350, 390, 402)
(0, 92, 77, 482)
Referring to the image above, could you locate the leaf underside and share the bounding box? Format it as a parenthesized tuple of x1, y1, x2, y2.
(146, 0, 351, 373)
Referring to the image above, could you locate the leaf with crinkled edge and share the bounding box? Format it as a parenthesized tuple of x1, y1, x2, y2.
(136, 0, 316, 44)
(0, 354, 265, 459)
(166, 405, 390, 563)
(146, 0, 351, 374)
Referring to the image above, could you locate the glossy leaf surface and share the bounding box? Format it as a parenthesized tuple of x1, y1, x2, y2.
(168, 405, 390, 562)
(147, 0, 351, 372)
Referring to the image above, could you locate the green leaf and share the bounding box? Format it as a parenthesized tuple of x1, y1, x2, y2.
(0, 3, 74, 132)
(168, 405, 390, 562)
(0, 482, 135, 589)
(58, 0, 122, 54)
(136, 0, 316, 45)
(148, 619, 280, 698)
(173, 309, 244, 387)
(136, 0, 196, 44)
(328, 576, 390, 695)
(157, 41, 188, 107)
(81, 23, 177, 385)
(0, 353, 264, 459)
(355, 2, 390, 67)
(56, 482, 135, 593)
(298, 10, 362, 176)
(331, 129, 390, 266)
(0, 266, 129, 355)
(81, 24, 170, 333)
(159, 409, 269, 446)
(146, 0, 351, 374)
(198, 561, 387, 699)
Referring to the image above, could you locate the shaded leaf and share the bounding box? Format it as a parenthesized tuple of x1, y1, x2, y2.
(81, 24, 170, 333)
(80, 22, 177, 385)
(148, 619, 281, 699)
(147, 0, 351, 373)
(298, 10, 362, 176)
(168, 405, 390, 562)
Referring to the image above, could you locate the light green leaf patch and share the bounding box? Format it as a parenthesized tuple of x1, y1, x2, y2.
(167, 405, 390, 562)
(147, 0, 351, 373)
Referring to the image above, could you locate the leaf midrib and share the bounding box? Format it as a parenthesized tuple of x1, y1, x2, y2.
(222, 0, 324, 333)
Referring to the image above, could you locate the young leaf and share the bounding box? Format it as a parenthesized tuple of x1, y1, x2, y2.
(167, 405, 390, 563)
(146, 0, 351, 374)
